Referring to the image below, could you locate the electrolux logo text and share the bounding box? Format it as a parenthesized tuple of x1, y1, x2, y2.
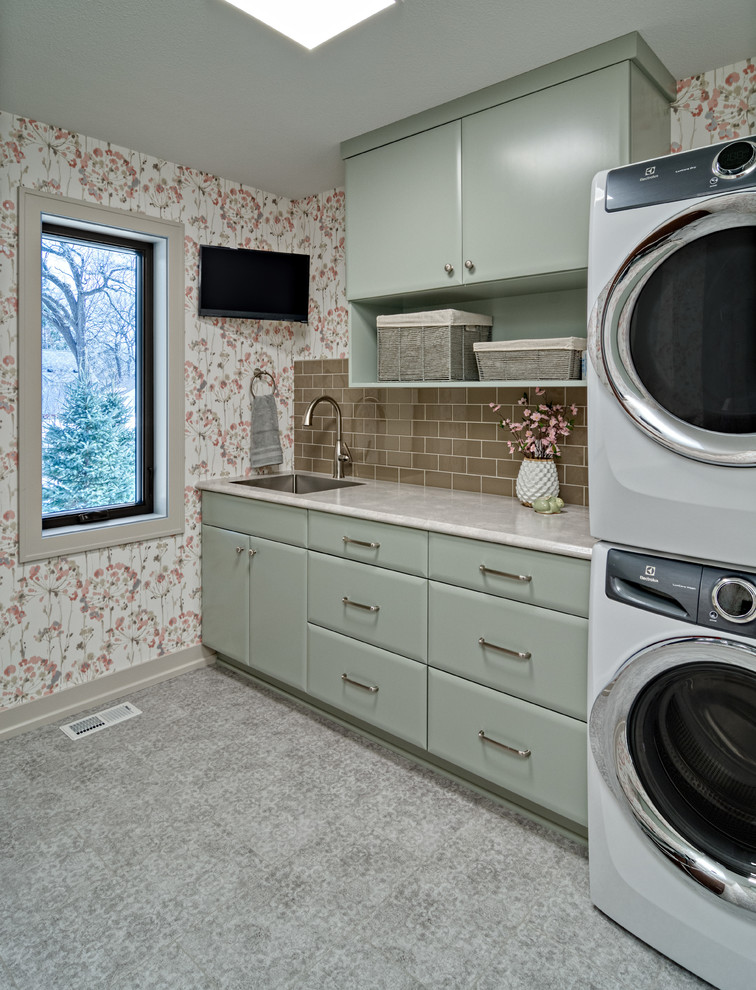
(639, 564, 659, 584)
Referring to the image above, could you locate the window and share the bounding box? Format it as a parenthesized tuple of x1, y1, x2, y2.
(41, 224, 155, 528)
(19, 189, 184, 562)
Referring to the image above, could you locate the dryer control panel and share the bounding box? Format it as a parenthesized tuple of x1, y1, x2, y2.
(606, 548, 756, 639)
(605, 138, 756, 212)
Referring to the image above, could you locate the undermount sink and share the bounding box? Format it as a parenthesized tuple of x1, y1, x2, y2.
(231, 474, 363, 495)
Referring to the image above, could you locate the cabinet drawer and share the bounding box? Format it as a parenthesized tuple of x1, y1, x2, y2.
(429, 532, 589, 617)
(428, 582, 587, 720)
(308, 511, 428, 576)
(202, 492, 307, 547)
(428, 668, 587, 826)
(308, 552, 427, 661)
(307, 626, 427, 749)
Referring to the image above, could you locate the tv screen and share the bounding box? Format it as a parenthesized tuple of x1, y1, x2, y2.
(198, 244, 310, 322)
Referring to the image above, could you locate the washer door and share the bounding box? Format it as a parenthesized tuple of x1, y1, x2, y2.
(593, 192, 756, 465)
(590, 637, 756, 912)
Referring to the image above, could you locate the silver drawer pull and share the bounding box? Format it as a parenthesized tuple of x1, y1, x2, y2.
(479, 564, 532, 583)
(343, 536, 381, 549)
(342, 596, 380, 613)
(478, 637, 531, 661)
(235, 546, 244, 553)
(342, 673, 379, 693)
(478, 730, 531, 759)
(248, 549, 257, 557)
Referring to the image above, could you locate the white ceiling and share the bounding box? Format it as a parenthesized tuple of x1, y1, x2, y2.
(2, 0, 754, 198)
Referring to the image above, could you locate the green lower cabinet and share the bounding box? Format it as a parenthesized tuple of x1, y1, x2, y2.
(203, 494, 590, 832)
(201, 521, 306, 690)
(428, 668, 587, 827)
(201, 524, 251, 666)
(248, 535, 307, 690)
(307, 625, 427, 749)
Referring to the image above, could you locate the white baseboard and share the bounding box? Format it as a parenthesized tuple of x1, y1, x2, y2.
(0, 645, 216, 740)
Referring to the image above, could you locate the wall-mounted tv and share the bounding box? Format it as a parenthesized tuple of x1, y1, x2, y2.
(198, 244, 310, 322)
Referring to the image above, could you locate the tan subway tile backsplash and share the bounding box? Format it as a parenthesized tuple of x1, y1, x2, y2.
(293, 358, 589, 506)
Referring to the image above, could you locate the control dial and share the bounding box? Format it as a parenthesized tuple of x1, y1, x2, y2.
(711, 576, 756, 624)
(713, 140, 756, 178)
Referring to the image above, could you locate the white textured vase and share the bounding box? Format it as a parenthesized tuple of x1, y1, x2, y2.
(516, 456, 559, 506)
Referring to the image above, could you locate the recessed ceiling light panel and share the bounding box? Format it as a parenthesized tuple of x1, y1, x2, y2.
(224, 0, 395, 50)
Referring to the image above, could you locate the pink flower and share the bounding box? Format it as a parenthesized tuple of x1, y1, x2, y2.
(490, 390, 577, 459)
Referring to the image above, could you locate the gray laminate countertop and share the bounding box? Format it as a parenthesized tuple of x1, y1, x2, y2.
(197, 474, 595, 560)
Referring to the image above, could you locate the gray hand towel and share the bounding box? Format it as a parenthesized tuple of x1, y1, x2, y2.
(250, 393, 283, 468)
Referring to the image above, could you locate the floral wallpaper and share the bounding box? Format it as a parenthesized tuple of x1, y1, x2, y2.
(0, 110, 347, 711)
(671, 56, 755, 152)
(1, 53, 753, 714)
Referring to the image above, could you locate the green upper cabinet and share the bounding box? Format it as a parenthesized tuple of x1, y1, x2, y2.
(460, 64, 629, 283)
(342, 35, 673, 306)
(345, 121, 462, 299)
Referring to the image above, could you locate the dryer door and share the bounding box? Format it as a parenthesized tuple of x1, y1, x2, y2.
(593, 191, 756, 465)
(590, 637, 756, 912)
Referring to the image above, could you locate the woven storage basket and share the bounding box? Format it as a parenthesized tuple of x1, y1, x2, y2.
(473, 337, 586, 380)
(377, 310, 493, 381)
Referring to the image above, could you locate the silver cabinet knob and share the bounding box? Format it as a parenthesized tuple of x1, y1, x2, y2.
(444, 263, 454, 274)
(464, 259, 474, 270)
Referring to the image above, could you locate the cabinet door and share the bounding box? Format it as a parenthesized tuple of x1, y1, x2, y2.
(249, 535, 307, 690)
(345, 121, 462, 299)
(201, 525, 250, 665)
(461, 63, 629, 282)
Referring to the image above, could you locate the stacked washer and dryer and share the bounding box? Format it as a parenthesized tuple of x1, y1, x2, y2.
(586, 137, 756, 990)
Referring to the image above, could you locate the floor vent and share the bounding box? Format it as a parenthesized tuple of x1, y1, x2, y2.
(60, 702, 142, 740)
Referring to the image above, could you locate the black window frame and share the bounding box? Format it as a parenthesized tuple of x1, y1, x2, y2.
(40, 222, 155, 530)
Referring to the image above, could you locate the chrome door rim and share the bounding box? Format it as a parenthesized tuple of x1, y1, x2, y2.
(590, 191, 756, 466)
(590, 636, 756, 913)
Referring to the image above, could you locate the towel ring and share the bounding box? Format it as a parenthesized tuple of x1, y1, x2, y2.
(251, 367, 277, 396)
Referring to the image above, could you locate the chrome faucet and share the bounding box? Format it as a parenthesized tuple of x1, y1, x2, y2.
(303, 395, 352, 479)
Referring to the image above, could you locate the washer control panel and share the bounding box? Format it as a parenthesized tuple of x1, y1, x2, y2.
(605, 138, 756, 212)
(606, 548, 756, 639)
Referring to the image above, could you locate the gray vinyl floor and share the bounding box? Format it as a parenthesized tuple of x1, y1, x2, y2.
(1, 665, 711, 990)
